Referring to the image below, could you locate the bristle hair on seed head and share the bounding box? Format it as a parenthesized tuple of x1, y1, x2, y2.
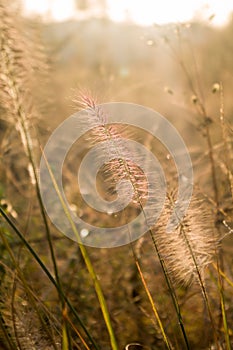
(154, 194, 219, 286)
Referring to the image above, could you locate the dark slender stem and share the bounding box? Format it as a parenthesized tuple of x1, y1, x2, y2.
(0, 206, 100, 350)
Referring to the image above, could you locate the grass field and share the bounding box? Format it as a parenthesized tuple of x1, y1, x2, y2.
(0, 1, 233, 349)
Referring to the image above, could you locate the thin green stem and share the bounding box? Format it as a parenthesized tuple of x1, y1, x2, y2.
(0, 206, 99, 350)
(41, 150, 118, 350)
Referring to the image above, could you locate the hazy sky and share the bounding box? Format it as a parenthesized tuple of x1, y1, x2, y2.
(23, 0, 233, 26)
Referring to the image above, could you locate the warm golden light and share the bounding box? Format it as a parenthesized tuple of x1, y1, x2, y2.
(22, 0, 233, 25)
(107, 0, 233, 25)
(23, 0, 76, 21)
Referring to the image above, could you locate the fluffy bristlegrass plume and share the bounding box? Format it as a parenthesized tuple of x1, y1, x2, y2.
(75, 92, 150, 208)
(0, 5, 70, 348)
(154, 194, 219, 286)
(77, 93, 219, 287)
(0, 0, 48, 183)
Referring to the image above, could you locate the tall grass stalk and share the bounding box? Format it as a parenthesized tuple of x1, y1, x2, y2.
(64, 312, 92, 350)
(134, 259, 172, 350)
(149, 229, 190, 349)
(77, 94, 190, 349)
(0, 206, 100, 350)
(164, 29, 231, 347)
(0, 311, 17, 350)
(0, 4, 77, 347)
(0, 5, 116, 348)
(219, 83, 233, 206)
(215, 84, 232, 349)
(212, 263, 233, 289)
(128, 219, 172, 348)
(41, 148, 118, 350)
(190, 78, 229, 349)
(0, 0, 63, 308)
(0, 226, 59, 350)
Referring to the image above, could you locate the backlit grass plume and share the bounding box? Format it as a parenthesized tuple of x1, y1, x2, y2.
(76, 92, 158, 210)
(154, 194, 219, 286)
(76, 93, 219, 348)
(0, 0, 47, 176)
(0, 4, 70, 348)
(77, 92, 219, 286)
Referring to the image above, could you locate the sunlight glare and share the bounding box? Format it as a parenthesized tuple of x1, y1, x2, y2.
(23, 0, 76, 21)
(107, 0, 233, 26)
(22, 0, 233, 25)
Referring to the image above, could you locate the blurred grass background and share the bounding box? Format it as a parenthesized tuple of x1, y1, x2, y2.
(0, 1, 233, 349)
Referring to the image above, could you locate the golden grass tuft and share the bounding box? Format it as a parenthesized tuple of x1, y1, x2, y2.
(154, 195, 219, 286)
